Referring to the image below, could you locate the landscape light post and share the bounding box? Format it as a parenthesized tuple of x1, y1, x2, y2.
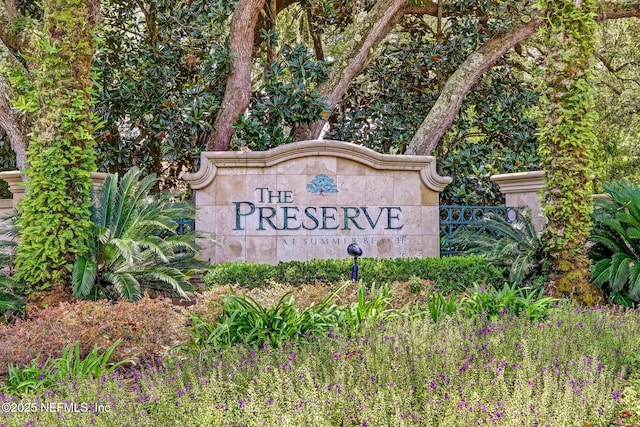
(347, 243, 363, 282)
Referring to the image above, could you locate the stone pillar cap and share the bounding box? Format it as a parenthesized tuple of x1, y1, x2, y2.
(490, 170, 546, 194)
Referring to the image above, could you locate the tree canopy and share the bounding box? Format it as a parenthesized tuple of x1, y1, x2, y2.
(2, 0, 639, 192)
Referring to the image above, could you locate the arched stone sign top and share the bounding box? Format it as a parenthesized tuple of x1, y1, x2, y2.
(184, 140, 451, 264)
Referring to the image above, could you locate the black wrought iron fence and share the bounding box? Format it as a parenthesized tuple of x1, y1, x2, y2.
(439, 205, 522, 256)
(176, 217, 195, 235)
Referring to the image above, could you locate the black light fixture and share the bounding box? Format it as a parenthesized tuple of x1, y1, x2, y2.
(347, 243, 363, 281)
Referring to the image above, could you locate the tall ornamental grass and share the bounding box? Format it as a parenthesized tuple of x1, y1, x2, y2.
(2, 305, 638, 427)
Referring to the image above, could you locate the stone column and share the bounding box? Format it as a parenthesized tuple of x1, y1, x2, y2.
(90, 172, 109, 197)
(490, 171, 546, 232)
(0, 171, 109, 211)
(0, 171, 25, 210)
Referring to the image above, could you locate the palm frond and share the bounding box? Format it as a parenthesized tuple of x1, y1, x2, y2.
(73, 167, 215, 302)
(138, 266, 191, 300)
(447, 210, 544, 287)
(590, 180, 640, 303)
(136, 237, 172, 264)
(110, 167, 143, 237)
(114, 174, 160, 238)
(591, 259, 612, 286)
(0, 291, 24, 311)
(104, 272, 141, 301)
(96, 173, 119, 229)
(108, 238, 140, 266)
(72, 256, 98, 298)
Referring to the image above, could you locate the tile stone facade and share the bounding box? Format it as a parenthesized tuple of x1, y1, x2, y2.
(183, 140, 452, 264)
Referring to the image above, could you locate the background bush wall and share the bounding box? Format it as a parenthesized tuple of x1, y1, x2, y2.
(204, 256, 507, 292)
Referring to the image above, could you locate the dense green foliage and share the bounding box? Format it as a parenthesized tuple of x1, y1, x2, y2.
(184, 280, 556, 357)
(93, 0, 330, 186)
(93, 0, 233, 187)
(12, 0, 97, 293)
(204, 256, 507, 292)
(233, 43, 330, 150)
(327, 6, 540, 205)
(340, 281, 393, 334)
(447, 211, 546, 288)
(3, 0, 639, 205)
(184, 282, 348, 353)
(460, 283, 557, 321)
(418, 291, 459, 323)
(72, 167, 207, 301)
(590, 181, 640, 306)
(592, 19, 640, 189)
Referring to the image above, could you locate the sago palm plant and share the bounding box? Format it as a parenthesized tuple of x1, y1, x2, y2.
(447, 210, 546, 288)
(0, 214, 24, 313)
(590, 181, 640, 305)
(72, 167, 209, 301)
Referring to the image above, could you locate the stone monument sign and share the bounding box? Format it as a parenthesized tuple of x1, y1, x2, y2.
(183, 140, 451, 264)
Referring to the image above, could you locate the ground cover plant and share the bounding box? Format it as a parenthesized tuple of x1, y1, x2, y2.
(182, 282, 348, 354)
(1, 300, 639, 426)
(5, 340, 130, 394)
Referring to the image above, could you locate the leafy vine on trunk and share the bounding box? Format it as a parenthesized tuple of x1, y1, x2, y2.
(537, 0, 603, 305)
(13, 0, 98, 298)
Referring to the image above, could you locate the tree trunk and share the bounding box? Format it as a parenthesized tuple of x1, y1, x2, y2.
(0, 0, 28, 169)
(0, 71, 27, 169)
(404, 16, 543, 156)
(537, 0, 604, 305)
(305, 7, 324, 62)
(293, 0, 409, 141)
(205, 0, 268, 151)
(404, 3, 640, 156)
(598, 0, 640, 20)
(0, 90, 27, 169)
(15, 0, 99, 296)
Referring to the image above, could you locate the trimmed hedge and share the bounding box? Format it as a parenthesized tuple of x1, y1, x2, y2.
(203, 256, 507, 293)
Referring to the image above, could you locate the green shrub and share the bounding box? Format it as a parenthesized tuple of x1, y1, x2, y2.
(446, 210, 546, 288)
(590, 181, 640, 305)
(408, 276, 424, 294)
(460, 283, 558, 321)
(275, 259, 350, 285)
(206, 262, 276, 288)
(183, 282, 348, 352)
(424, 292, 459, 322)
(203, 256, 506, 292)
(339, 282, 393, 335)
